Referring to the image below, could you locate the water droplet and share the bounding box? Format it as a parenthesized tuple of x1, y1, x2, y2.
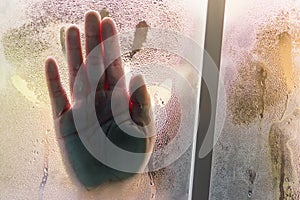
(248, 190, 252, 197)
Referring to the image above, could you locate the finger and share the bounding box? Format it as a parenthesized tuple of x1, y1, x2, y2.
(101, 17, 125, 90)
(85, 11, 105, 90)
(129, 75, 151, 126)
(66, 26, 83, 98)
(85, 11, 101, 56)
(45, 57, 70, 118)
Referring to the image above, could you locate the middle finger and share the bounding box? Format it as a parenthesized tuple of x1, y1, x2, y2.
(85, 11, 105, 90)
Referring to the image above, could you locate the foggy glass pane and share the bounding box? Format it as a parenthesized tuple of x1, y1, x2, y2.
(210, 1, 300, 199)
(0, 0, 207, 199)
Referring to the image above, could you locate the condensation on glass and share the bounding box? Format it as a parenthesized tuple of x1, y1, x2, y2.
(210, 1, 300, 199)
(0, 0, 207, 199)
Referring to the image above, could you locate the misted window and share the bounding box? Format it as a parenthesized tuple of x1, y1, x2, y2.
(210, 1, 300, 199)
(0, 0, 207, 199)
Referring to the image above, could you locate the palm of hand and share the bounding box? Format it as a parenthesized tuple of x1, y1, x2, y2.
(46, 11, 155, 189)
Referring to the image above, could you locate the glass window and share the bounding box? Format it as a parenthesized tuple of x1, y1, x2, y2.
(0, 0, 207, 199)
(210, 0, 300, 199)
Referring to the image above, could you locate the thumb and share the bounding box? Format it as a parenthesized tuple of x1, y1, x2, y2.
(129, 75, 152, 126)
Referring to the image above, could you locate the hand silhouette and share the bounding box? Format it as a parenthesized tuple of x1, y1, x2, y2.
(45, 11, 155, 190)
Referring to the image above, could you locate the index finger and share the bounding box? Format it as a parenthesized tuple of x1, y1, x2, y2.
(101, 17, 125, 90)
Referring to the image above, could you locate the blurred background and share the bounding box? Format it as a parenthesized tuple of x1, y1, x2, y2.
(210, 0, 300, 199)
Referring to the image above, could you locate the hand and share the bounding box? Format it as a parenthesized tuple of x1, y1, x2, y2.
(45, 11, 155, 190)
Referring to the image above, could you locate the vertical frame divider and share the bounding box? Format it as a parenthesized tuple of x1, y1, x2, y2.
(192, 0, 225, 199)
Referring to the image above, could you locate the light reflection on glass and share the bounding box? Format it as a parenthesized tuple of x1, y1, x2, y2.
(210, 0, 300, 199)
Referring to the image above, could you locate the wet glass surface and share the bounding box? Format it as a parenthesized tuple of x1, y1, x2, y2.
(0, 0, 207, 199)
(210, 1, 300, 199)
